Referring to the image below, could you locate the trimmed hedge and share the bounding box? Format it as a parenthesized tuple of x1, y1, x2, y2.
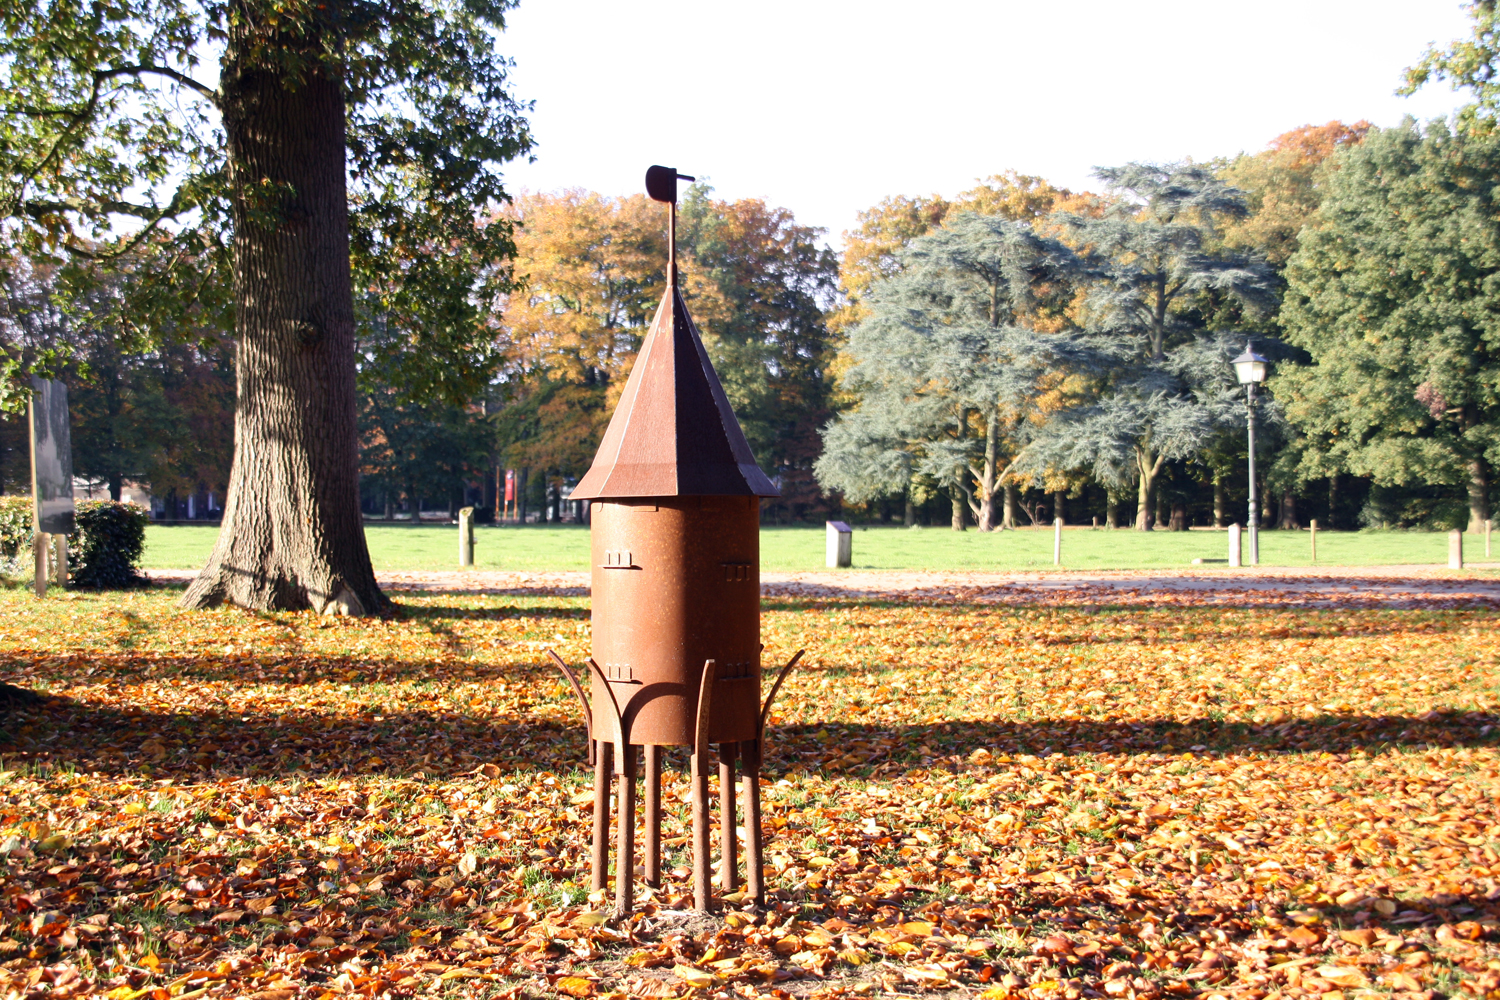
(0, 496, 149, 588)
(0, 496, 30, 575)
(71, 500, 149, 588)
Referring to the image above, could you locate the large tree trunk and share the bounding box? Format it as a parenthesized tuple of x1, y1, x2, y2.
(1468, 457, 1491, 533)
(1053, 490, 1066, 526)
(975, 411, 1001, 531)
(951, 493, 965, 531)
(903, 494, 915, 527)
(1002, 482, 1017, 530)
(1212, 473, 1225, 528)
(1279, 490, 1299, 530)
(1134, 442, 1165, 531)
(182, 23, 382, 615)
(1105, 492, 1118, 529)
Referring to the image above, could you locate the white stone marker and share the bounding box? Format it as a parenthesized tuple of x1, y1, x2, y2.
(1228, 523, 1242, 568)
(1053, 517, 1062, 565)
(1449, 528, 1463, 570)
(826, 520, 852, 568)
(1309, 518, 1317, 564)
(459, 506, 475, 567)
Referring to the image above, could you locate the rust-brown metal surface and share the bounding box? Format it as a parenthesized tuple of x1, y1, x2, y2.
(550, 163, 802, 915)
(570, 286, 779, 501)
(588, 495, 761, 746)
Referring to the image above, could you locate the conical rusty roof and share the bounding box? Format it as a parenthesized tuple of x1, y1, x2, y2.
(571, 284, 779, 499)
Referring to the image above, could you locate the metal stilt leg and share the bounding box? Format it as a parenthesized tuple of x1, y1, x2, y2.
(591, 739, 611, 894)
(615, 742, 636, 915)
(742, 738, 765, 904)
(719, 742, 738, 893)
(644, 744, 661, 888)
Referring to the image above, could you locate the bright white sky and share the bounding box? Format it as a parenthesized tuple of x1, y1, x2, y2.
(496, 0, 1476, 249)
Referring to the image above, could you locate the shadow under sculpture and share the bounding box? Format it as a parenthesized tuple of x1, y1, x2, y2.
(546, 163, 799, 916)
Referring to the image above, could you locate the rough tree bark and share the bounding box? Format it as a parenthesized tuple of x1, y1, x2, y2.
(974, 411, 1001, 531)
(1468, 457, 1491, 534)
(1279, 490, 1299, 530)
(1135, 444, 1165, 530)
(1052, 490, 1066, 527)
(1105, 493, 1119, 529)
(1212, 473, 1225, 528)
(181, 21, 382, 615)
(950, 493, 965, 531)
(1002, 482, 1017, 530)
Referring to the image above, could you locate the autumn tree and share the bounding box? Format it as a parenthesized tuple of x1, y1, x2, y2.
(495, 190, 671, 494)
(679, 187, 839, 516)
(1219, 121, 1371, 266)
(834, 172, 1087, 335)
(1, 0, 531, 613)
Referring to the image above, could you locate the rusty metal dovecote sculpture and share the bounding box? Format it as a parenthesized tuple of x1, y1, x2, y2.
(546, 165, 801, 916)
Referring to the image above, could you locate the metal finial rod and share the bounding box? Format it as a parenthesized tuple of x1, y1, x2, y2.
(646, 165, 695, 288)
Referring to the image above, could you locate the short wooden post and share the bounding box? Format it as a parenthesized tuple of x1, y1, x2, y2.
(1309, 518, 1317, 564)
(1449, 528, 1464, 570)
(1228, 523, 1241, 568)
(825, 520, 852, 568)
(1053, 517, 1062, 565)
(32, 532, 47, 598)
(458, 506, 474, 566)
(52, 533, 67, 585)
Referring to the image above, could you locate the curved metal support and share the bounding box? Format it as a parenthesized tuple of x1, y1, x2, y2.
(695, 659, 717, 756)
(692, 658, 717, 911)
(547, 649, 593, 763)
(585, 657, 628, 762)
(758, 649, 804, 737)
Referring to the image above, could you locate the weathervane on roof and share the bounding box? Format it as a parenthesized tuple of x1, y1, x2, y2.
(546, 164, 801, 916)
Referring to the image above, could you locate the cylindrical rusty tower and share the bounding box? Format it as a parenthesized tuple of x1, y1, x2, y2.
(548, 165, 799, 916)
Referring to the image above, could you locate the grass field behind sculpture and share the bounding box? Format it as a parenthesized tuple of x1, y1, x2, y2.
(0, 586, 1497, 999)
(139, 524, 1470, 573)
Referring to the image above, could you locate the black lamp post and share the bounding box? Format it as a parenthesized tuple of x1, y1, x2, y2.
(1231, 343, 1270, 566)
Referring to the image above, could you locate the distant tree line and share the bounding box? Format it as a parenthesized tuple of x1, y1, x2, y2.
(818, 107, 1500, 533)
(7, 3, 1500, 538)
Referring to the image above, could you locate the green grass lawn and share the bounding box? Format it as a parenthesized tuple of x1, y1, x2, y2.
(142, 522, 1472, 572)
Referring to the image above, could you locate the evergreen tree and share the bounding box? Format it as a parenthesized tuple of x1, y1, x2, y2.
(816, 212, 1084, 530)
(1279, 120, 1500, 531)
(1034, 164, 1276, 529)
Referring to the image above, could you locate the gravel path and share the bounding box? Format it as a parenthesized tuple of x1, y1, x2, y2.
(142, 564, 1500, 609)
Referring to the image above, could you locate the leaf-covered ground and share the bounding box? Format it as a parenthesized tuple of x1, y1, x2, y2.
(0, 580, 1497, 1000)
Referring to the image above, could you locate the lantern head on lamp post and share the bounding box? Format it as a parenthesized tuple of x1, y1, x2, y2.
(1231, 343, 1271, 566)
(1232, 344, 1269, 389)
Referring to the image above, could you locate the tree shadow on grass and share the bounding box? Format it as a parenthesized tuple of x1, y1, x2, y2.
(2, 684, 1494, 781)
